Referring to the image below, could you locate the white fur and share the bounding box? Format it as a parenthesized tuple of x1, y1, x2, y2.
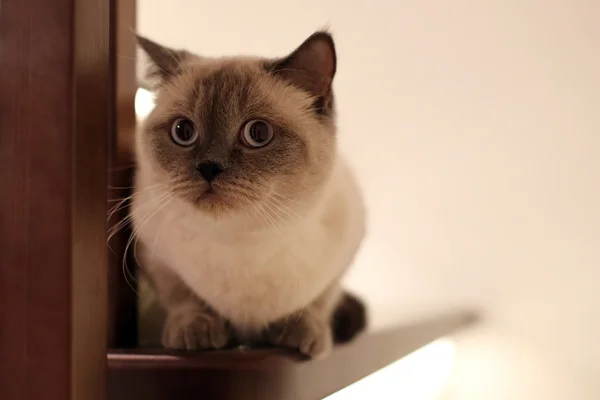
(133, 154, 365, 333)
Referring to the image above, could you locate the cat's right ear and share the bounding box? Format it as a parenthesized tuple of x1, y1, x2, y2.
(136, 35, 189, 85)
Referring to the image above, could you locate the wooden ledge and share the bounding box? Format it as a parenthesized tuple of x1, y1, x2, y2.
(108, 311, 476, 400)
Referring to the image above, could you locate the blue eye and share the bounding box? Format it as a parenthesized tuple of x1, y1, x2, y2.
(171, 118, 198, 146)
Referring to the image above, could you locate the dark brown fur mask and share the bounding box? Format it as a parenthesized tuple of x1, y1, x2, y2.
(136, 32, 338, 215)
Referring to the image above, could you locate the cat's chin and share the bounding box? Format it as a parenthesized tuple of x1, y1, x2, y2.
(174, 180, 264, 217)
(199, 187, 219, 200)
(185, 187, 244, 217)
(193, 189, 230, 211)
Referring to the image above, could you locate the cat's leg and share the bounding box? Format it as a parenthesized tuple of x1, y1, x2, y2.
(264, 284, 343, 358)
(143, 259, 232, 350)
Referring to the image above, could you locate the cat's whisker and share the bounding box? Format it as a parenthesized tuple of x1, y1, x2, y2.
(266, 195, 302, 220)
(296, 306, 305, 322)
(261, 199, 291, 231)
(107, 214, 135, 243)
(122, 192, 175, 291)
(110, 192, 168, 246)
(107, 181, 173, 222)
(247, 202, 269, 233)
(221, 181, 300, 236)
(108, 187, 173, 243)
(120, 225, 140, 293)
(259, 211, 303, 285)
(271, 191, 302, 206)
(253, 202, 276, 234)
(257, 200, 304, 264)
(263, 198, 308, 266)
(107, 196, 136, 222)
(133, 194, 175, 271)
(151, 206, 173, 260)
(115, 180, 190, 290)
(250, 172, 303, 206)
(255, 202, 283, 239)
(108, 180, 171, 195)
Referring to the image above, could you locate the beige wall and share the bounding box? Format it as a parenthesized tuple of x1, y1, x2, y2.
(139, 0, 600, 398)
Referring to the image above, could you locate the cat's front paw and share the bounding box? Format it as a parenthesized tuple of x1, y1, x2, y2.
(162, 307, 231, 351)
(266, 313, 333, 358)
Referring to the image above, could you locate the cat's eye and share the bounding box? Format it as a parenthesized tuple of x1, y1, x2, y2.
(170, 118, 198, 146)
(241, 119, 273, 148)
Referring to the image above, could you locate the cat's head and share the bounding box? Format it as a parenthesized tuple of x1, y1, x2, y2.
(136, 32, 338, 216)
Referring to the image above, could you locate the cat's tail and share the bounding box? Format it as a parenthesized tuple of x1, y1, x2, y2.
(331, 291, 367, 344)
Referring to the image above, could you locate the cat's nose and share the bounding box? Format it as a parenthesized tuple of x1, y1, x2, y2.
(196, 162, 224, 182)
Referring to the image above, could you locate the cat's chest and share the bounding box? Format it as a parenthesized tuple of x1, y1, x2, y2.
(141, 209, 334, 326)
(155, 215, 291, 272)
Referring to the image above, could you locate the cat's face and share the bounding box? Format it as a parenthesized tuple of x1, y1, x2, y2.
(137, 32, 337, 216)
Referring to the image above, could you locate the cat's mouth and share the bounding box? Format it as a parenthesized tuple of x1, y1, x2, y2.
(200, 186, 219, 199)
(182, 182, 256, 214)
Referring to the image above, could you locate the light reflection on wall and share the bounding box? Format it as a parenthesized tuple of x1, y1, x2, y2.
(135, 87, 155, 120)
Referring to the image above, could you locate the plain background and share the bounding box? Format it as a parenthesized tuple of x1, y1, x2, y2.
(138, 1, 600, 398)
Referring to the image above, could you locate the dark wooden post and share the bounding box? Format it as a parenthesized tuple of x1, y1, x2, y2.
(0, 0, 113, 399)
(108, 0, 138, 349)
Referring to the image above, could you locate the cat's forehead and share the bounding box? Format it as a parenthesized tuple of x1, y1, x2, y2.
(161, 56, 274, 113)
(157, 55, 313, 128)
(185, 56, 267, 93)
(191, 55, 264, 71)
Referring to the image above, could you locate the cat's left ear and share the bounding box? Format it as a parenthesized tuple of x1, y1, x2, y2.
(269, 31, 337, 114)
(136, 35, 189, 84)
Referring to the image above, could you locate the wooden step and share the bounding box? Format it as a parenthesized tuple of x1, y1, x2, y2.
(108, 312, 475, 400)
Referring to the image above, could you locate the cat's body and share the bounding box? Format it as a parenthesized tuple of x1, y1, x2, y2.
(134, 153, 364, 332)
(131, 32, 366, 357)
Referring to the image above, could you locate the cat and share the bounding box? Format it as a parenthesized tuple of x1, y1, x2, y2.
(132, 31, 367, 358)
